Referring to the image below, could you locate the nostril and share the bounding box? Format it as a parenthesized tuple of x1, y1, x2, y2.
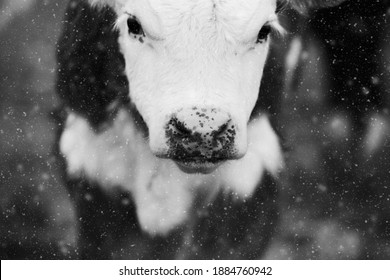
(171, 118, 192, 137)
(214, 121, 230, 137)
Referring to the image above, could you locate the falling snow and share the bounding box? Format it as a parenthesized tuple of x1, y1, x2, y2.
(0, 0, 390, 260)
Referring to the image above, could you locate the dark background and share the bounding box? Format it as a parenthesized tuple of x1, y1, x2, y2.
(0, 0, 390, 259)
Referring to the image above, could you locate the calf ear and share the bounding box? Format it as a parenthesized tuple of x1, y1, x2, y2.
(289, 0, 348, 13)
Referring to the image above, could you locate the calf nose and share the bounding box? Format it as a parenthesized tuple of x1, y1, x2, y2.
(166, 107, 236, 161)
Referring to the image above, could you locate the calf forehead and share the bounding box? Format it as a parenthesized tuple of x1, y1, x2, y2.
(148, 0, 273, 13)
(130, 0, 277, 27)
(119, 0, 277, 51)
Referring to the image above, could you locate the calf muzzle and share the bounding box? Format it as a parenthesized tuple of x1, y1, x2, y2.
(164, 107, 238, 173)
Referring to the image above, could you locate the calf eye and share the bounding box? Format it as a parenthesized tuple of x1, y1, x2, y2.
(256, 25, 271, 43)
(127, 17, 144, 36)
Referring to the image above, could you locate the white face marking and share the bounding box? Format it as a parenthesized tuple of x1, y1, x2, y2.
(110, 0, 278, 159)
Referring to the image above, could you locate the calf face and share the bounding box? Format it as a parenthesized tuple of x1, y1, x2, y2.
(90, 0, 283, 174)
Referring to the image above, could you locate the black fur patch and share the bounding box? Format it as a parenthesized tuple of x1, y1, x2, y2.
(250, 46, 284, 123)
(56, 0, 129, 128)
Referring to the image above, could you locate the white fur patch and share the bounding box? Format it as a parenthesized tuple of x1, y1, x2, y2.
(60, 110, 283, 235)
(218, 116, 284, 197)
(60, 110, 137, 187)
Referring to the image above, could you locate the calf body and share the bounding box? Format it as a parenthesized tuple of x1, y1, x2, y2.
(57, 0, 346, 259)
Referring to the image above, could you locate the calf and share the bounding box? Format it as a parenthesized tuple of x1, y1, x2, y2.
(56, 0, 346, 259)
